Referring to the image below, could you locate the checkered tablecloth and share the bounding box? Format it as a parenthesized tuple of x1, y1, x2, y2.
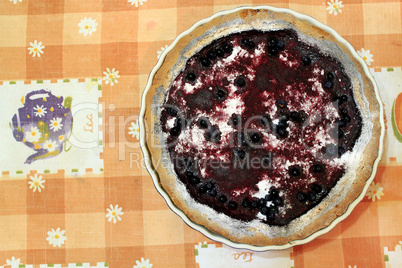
(0, 0, 401, 267)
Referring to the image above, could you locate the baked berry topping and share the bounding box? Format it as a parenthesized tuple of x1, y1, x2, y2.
(185, 72, 196, 82)
(218, 195, 228, 203)
(162, 29, 363, 226)
(228, 201, 238, 210)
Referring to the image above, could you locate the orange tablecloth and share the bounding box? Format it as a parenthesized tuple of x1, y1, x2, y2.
(0, 0, 401, 267)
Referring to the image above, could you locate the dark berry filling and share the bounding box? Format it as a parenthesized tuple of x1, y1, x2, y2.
(161, 29, 362, 226)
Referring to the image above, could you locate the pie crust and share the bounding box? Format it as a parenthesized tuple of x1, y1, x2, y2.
(141, 7, 383, 247)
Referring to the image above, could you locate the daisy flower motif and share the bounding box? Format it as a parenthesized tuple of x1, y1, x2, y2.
(106, 204, 123, 223)
(348, 266, 357, 268)
(366, 181, 384, 201)
(25, 126, 42, 143)
(128, 120, 140, 140)
(134, 258, 153, 268)
(28, 40, 45, 57)
(157, 45, 169, 59)
(357, 48, 374, 66)
(6, 256, 21, 268)
(78, 17, 98, 36)
(50, 117, 63, 132)
(9, 0, 22, 4)
(46, 227, 66, 247)
(28, 173, 45, 193)
(103, 68, 120, 86)
(43, 139, 57, 152)
(327, 0, 343, 16)
(128, 0, 147, 7)
(33, 104, 47, 118)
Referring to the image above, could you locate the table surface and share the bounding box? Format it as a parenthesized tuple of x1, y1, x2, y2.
(0, 0, 401, 267)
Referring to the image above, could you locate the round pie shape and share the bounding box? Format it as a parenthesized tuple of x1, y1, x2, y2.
(140, 6, 384, 249)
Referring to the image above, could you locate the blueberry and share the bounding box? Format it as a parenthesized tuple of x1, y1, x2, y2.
(241, 200, 250, 208)
(338, 128, 344, 138)
(266, 207, 276, 221)
(326, 72, 335, 80)
(198, 118, 209, 129)
(308, 192, 317, 202)
(289, 166, 301, 177)
(278, 119, 288, 128)
(186, 72, 196, 82)
(273, 197, 283, 206)
(262, 155, 271, 167)
(189, 175, 200, 185)
(251, 201, 259, 208)
(277, 126, 288, 138)
(169, 126, 181, 136)
(198, 184, 207, 193)
(265, 194, 273, 201)
(216, 48, 224, 58)
(239, 132, 247, 146)
(338, 119, 347, 128)
(207, 189, 217, 197)
(312, 183, 323, 194)
(297, 192, 306, 202)
(340, 108, 348, 115)
(200, 57, 210, 67)
(290, 111, 301, 122)
(276, 40, 285, 50)
(241, 38, 255, 49)
(312, 164, 324, 173)
(338, 146, 346, 156)
(235, 149, 246, 160)
(167, 107, 178, 117)
(230, 114, 240, 126)
(207, 50, 217, 60)
(276, 99, 287, 109)
(215, 88, 227, 100)
(260, 206, 269, 215)
(268, 46, 278, 56)
(206, 182, 214, 190)
(324, 80, 333, 89)
(270, 188, 279, 198)
(235, 77, 246, 87)
(302, 56, 311, 66)
(342, 114, 351, 122)
(340, 95, 348, 103)
(218, 195, 228, 203)
(268, 36, 278, 46)
(228, 201, 238, 210)
(222, 43, 233, 53)
(250, 132, 262, 144)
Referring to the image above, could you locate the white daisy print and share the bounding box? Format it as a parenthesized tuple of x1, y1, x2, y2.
(43, 139, 57, 152)
(128, 120, 140, 140)
(9, 0, 22, 4)
(348, 266, 357, 268)
(46, 227, 66, 247)
(157, 45, 169, 59)
(327, 0, 343, 15)
(28, 173, 45, 193)
(33, 105, 47, 118)
(78, 17, 98, 36)
(106, 204, 123, 223)
(25, 126, 42, 143)
(366, 181, 384, 201)
(103, 68, 120, 86)
(50, 117, 63, 132)
(6, 256, 21, 268)
(28, 40, 45, 57)
(128, 0, 147, 7)
(357, 48, 374, 66)
(134, 258, 153, 268)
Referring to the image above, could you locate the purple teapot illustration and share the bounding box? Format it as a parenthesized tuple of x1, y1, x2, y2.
(10, 89, 73, 164)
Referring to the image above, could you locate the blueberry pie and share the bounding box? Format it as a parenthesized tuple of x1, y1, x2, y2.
(143, 8, 382, 247)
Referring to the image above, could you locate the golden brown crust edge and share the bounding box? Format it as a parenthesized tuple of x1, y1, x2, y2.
(143, 8, 382, 247)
